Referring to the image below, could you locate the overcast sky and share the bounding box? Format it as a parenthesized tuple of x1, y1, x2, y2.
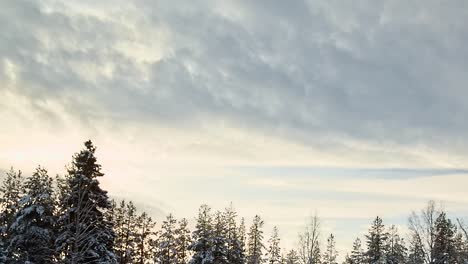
(1, 0, 468, 256)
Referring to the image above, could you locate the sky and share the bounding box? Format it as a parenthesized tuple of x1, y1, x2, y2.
(1, 0, 468, 257)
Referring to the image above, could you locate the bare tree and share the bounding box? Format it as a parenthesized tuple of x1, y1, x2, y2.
(408, 200, 441, 264)
(298, 214, 321, 264)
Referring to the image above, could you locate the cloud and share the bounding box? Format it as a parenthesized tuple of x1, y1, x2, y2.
(2, 0, 468, 163)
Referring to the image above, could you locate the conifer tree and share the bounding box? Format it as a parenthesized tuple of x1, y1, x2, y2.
(0, 167, 24, 260)
(135, 212, 156, 264)
(239, 217, 247, 257)
(432, 212, 457, 264)
(365, 216, 388, 264)
(385, 225, 406, 264)
(55, 140, 116, 263)
(247, 215, 265, 264)
(285, 249, 300, 264)
(190, 204, 214, 264)
(267, 226, 281, 264)
(212, 211, 229, 264)
(224, 204, 244, 264)
(349, 238, 365, 264)
(158, 213, 178, 264)
(322, 234, 338, 264)
(175, 218, 191, 264)
(121, 201, 139, 263)
(8, 166, 56, 263)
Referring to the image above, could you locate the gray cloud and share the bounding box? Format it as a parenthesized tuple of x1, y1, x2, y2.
(2, 0, 468, 158)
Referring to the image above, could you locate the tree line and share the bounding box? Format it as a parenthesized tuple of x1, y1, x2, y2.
(0, 140, 467, 264)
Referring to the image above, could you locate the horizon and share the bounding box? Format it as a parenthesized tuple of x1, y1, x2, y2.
(1, 0, 468, 262)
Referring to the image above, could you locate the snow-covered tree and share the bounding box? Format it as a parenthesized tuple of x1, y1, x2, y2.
(365, 216, 388, 264)
(322, 234, 338, 264)
(385, 225, 406, 264)
(0, 167, 24, 261)
(285, 249, 300, 264)
(135, 212, 156, 264)
(212, 211, 228, 264)
(8, 166, 56, 263)
(247, 215, 265, 264)
(55, 140, 116, 263)
(266, 226, 281, 264)
(432, 212, 457, 264)
(298, 214, 321, 264)
(190, 204, 214, 264)
(157, 213, 178, 264)
(224, 204, 245, 264)
(239, 217, 247, 258)
(349, 238, 365, 264)
(175, 218, 191, 264)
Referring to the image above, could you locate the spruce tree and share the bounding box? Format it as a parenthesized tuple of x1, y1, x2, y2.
(224, 204, 244, 264)
(175, 218, 191, 264)
(385, 225, 406, 264)
(135, 212, 156, 264)
(8, 166, 56, 263)
(266, 226, 281, 264)
(157, 213, 178, 264)
(190, 204, 214, 264)
(349, 238, 365, 264)
(212, 211, 229, 264)
(322, 234, 338, 264)
(247, 215, 265, 264)
(432, 212, 457, 264)
(285, 249, 300, 264)
(365, 216, 388, 264)
(0, 167, 24, 261)
(55, 140, 116, 263)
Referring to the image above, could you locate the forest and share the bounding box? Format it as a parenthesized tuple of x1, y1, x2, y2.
(0, 140, 466, 264)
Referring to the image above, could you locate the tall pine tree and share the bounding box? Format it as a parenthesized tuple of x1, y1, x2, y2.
(365, 216, 388, 264)
(266, 226, 281, 264)
(247, 215, 264, 264)
(322, 234, 338, 264)
(8, 166, 56, 263)
(55, 140, 116, 263)
(190, 204, 214, 264)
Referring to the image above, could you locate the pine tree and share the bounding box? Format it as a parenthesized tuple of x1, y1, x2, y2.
(55, 140, 116, 263)
(190, 204, 214, 264)
(212, 211, 229, 264)
(385, 225, 406, 264)
(135, 212, 156, 264)
(285, 249, 300, 264)
(157, 213, 178, 264)
(120, 201, 139, 263)
(224, 204, 245, 264)
(8, 166, 56, 263)
(239, 217, 247, 259)
(365, 216, 388, 264)
(0, 167, 24, 261)
(247, 215, 265, 264)
(349, 238, 365, 264)
(432, 212, 457, 264)
(175, 218, 191, 264)
(323, 234, 338, 264)
(266, 226, 281, 264)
